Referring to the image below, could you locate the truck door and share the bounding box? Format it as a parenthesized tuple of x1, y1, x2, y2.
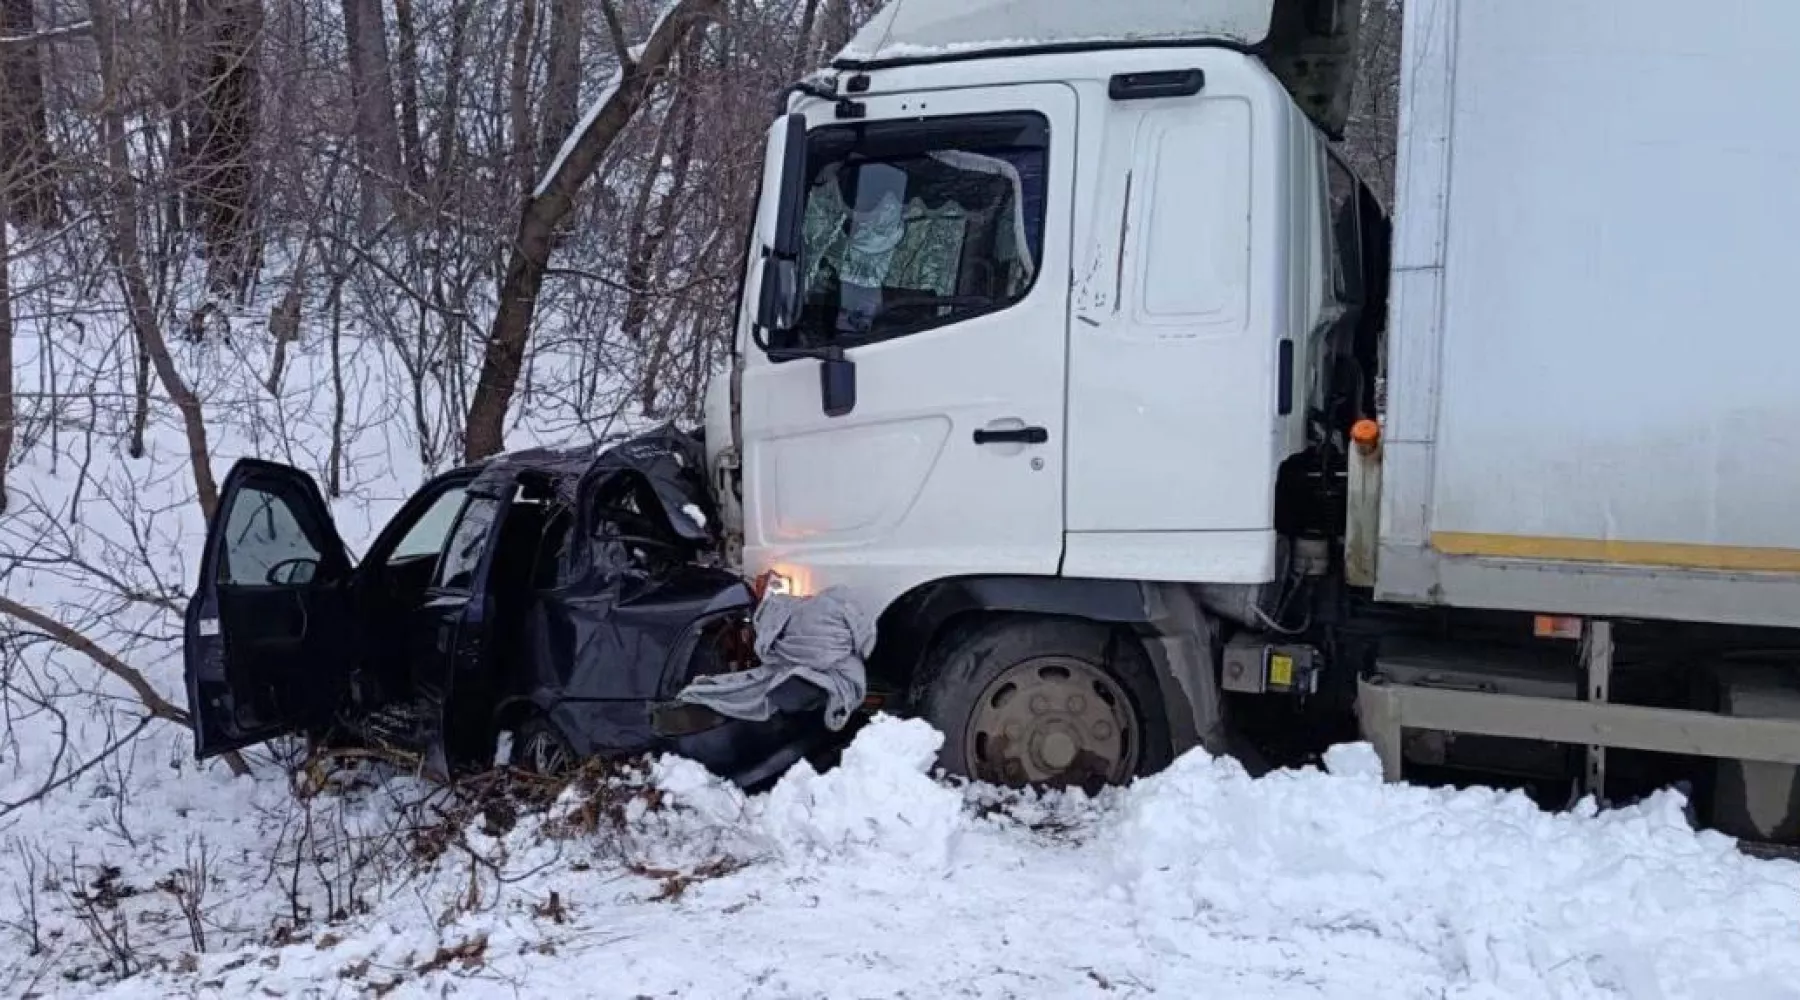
(738, 84, 1078, 611)
(1059, 70, 1285, 584)
(184, 460, 354, 758)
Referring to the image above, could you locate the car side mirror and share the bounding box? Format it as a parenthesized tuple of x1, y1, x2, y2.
(266, 557, 319, 586)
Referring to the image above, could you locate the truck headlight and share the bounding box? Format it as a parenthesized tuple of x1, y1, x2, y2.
(753, 567, 810, 598)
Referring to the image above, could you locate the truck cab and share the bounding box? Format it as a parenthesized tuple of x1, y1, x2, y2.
(707, 0, 1380, 788)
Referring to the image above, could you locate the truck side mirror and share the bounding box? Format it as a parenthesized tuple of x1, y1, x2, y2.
(755, 113, 810, 343)
(770, 113, 808, 259)
(820, 350, 856, 418)
(757, 256, 802, 332)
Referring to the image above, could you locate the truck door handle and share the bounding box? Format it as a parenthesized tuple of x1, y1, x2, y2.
(973, 426, 1049, 446)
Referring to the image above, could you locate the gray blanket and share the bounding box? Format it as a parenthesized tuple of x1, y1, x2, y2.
(676, 586, 874, 731)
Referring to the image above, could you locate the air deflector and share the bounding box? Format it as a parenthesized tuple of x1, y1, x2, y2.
(835, 0, 1361, 137)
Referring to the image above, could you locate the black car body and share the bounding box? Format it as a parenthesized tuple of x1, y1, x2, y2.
(182, 427, 828, 786)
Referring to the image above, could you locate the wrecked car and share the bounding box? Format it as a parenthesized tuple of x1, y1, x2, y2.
(182, 427, 837, 787)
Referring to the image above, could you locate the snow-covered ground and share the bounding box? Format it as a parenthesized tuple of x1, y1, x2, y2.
(2, 269, 1799, 999)
(44, 718, 1800, 999)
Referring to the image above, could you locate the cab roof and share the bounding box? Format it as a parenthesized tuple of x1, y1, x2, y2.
(837, 0, 1275, 64)
(832, 0, 1361, 139)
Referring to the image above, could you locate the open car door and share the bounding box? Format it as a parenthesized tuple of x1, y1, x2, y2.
(184, 459, 355, 758)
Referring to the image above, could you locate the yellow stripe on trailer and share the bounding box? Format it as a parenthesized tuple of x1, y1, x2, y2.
(1432, 532, 1800, 575)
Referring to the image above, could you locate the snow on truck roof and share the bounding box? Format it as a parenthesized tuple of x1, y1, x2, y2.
(831, 0, 1360, 139)
(836, 0, 1277, 65)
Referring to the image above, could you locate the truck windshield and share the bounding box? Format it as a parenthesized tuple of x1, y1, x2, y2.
(787, 111, 1048, 348)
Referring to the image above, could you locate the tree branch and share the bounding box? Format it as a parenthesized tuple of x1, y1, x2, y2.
(0, 19, 91, 49)
(0, 596, 250, 776)
(463, 0, 723, 460)
(598, 0, 631, 67)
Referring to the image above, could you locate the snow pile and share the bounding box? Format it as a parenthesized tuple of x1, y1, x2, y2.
(1105, 746, 1800, 997)
(654, 716, 966, 868)
(36, 717, 1800, 998)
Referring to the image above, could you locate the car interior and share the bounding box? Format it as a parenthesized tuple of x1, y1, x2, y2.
(485, 473, 567, 681)
(350, 479, 473, 708)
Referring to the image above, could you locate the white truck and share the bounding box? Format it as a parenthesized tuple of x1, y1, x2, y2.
(704, 0, 1800, 842)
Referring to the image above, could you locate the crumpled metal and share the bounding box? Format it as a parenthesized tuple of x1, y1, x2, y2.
(674, 586, 874, 731)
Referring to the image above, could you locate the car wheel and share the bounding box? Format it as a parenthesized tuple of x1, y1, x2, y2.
(516, 717, 578, 778)
(913, 617, 1173, 792)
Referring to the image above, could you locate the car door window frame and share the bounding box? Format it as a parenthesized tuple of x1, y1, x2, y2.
(432, 494, 503, 593)
(354, 472, 478, 571)
(218, 484, 330, 586)
(387, 487, 471, 564)
(211, 465, 354, 589)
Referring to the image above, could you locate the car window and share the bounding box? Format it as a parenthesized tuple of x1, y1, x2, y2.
(433, 496, 499, 591)
(388, 486, 469, 564)
(786, 111, 1049, 349)
(221, 486, 322, 585)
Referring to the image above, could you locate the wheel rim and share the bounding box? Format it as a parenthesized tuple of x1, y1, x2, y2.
(963, 655, 1140, 791)
(522, 729, 571, 777)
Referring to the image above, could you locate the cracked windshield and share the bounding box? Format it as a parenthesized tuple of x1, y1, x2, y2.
(795, 114, 1047, 345)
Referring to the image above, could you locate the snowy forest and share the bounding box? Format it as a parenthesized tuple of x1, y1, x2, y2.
(0, 0, 1406, 486)
(0, 0, 1406, 800)
(42, 1, 1770, 994)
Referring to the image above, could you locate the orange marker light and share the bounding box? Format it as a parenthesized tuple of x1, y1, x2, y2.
(1533, 615, 1584, 640)
(1351, 418, 1381, 455)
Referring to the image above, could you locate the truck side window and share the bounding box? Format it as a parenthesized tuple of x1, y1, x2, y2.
(787, 111, 1049, 349)
(433, 496, 500, 592)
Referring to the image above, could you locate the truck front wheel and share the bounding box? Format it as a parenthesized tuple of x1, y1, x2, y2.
(913, 618, 1172, 792)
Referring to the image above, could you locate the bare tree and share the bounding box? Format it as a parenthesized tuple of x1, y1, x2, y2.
(0, 0, 63, 227)
(464, 0, 724, 461)
(1337, 0, 1403, 202)
(506, 0, 541, 203)
(343, 0, 405, 214)
(816, 0, 873, 62)
(393, 0, 428, 187)
(187, 0, 265, 293)
(538, 0, 584, 174)
(621, 34, 701, 414)
(791, 0, 822, 77)
(90, 0, 222, 519)
(432, 0, 473, 190)
(0, 180, 12, 514)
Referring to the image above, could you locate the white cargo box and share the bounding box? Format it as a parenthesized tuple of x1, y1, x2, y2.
(1377, 0, 1800, 629)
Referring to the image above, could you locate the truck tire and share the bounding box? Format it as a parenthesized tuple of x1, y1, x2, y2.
(913, 617, 1173, 791)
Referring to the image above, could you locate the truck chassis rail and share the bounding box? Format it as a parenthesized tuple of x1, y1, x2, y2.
(1357, 676, 1800, 777)
(1358, 621, 1800, 801)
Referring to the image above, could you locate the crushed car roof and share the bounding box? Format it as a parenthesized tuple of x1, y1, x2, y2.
(467, 439, 608, 483)
(467, 425, 717, 545)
